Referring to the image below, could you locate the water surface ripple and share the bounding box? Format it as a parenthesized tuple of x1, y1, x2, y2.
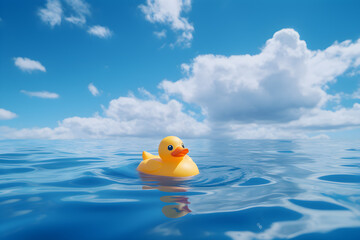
(0, 139, 360, 240)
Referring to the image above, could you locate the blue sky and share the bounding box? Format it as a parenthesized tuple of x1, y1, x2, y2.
(1, 0, 360, 139)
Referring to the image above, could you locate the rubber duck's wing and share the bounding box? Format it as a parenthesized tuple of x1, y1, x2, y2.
(140, 159, 162, 172)
(142, 151, 159, 161)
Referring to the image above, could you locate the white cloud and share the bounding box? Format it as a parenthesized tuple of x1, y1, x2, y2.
(138, 87, 156, 99)
(289, 103, 360, 130)
(161, 29, 360, 124)
(21, 90, 59, 99)
(87, 25, 112, 38)
(180, 63, 190, 74)
(64, 16, 86, 25)
(88, 83, 100, 96)
(3, 29, 360, 139)
(38, 0, 112, 36)
(154, 29, 167, 39)
(140, 0, 194, 47)
(38, 0, 63, 27)
(65, 0, 90, 16)
(222, 104, 360, 139)
(0, 96, 209, 139)
(64, 0, 90, 25)
(103, 96, 209, 136)
(0, 109, 17, 120)
(39, 0, 89, 26)
(14, 57, 46, 72)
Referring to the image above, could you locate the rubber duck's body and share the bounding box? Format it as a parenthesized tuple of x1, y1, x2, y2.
(137, 136, 199, 177)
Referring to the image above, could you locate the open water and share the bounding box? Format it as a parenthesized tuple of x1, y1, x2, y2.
(0, 138, 360, 240)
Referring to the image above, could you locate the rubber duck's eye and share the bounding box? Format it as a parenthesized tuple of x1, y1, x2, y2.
(182, 143, 185, 148)
(167, 145, 173, 151)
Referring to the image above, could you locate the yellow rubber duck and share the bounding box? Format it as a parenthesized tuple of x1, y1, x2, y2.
(137, 136, 199, 177)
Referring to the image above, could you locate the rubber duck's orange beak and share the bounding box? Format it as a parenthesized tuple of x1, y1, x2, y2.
(171, 147, 189, 158)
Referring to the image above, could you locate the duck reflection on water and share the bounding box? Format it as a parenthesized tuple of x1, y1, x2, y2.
(139, 172, 192, 218)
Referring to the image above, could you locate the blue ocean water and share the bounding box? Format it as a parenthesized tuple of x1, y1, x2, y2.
(0, 138, 360, 240)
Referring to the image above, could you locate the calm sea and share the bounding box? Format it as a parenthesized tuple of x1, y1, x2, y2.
(1, 138, 360, 240)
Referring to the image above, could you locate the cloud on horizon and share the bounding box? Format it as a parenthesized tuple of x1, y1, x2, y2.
(2, 29, 360, 139)
(0, 95, 209, 139)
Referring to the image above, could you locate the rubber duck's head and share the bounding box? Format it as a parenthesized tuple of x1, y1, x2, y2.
(158, 136, 189, 162)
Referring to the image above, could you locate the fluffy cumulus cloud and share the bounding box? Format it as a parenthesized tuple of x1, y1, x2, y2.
(88, 83, 100, 96)
(0, 109, 17, 120)
(87, 25, 112, 38)
(0, 95, 209, 139)
(140, 0, 194, 47)
(38, 0, 112, 37)
(3, 29, 360, 139)
(21, 90, 59, 99)
(160, 28, 360, 138)
(14, 57, 46, 72)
